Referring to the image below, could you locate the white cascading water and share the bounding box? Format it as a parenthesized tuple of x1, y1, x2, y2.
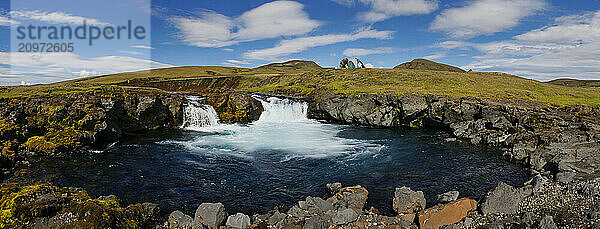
(181, 96, 220, 131)
(168, 95, 376, 158)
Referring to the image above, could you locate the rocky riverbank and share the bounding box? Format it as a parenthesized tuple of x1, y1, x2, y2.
(306, 93, 600, 184)
(161, 176, 600, 229)
(1, 89, 599, 228)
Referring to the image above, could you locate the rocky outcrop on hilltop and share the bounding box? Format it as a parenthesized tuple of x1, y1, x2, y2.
(0, 88, 185, 175)
(307, 93, 600, 182)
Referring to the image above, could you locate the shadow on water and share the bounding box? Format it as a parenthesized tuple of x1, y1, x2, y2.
(31, 126, 528, 217)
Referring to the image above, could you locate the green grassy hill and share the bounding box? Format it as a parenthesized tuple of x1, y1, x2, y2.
(1, 62, 599, 107)
(394, 59, 466, 73)
(547, 78, 600, 88)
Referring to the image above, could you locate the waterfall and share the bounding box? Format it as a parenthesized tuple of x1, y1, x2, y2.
(181, 96, 219, 130)
(254, 96, 309, 123)
(168, 94, 375, 158)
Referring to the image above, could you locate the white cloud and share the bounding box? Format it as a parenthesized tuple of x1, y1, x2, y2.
(514, 11, 600, 43)
(358, 0, 438, 23)
(445, 10, 600, 80)
(118, 50, 143, 55)
(1, 52, 172, 85)
(0, 15, 18, 26)
(343, 47, 393, 56)
(170, 1, 320, 48)
(330, 0, 355, 6)
(430, 0, 546, 39)
(365, 63, 375, 68)
(423, 53, 446, 59)
(226, 59, 250, 65)
(244, 28, 393, 60)
(73, 69, 99, 77)
(10, 10, 110, 26)
(131, 45, 155, 49)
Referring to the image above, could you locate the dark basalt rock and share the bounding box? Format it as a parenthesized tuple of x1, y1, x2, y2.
(205, 92, 264, 124)
(307, 93, 600, 179)
(0, 89, 185, 167)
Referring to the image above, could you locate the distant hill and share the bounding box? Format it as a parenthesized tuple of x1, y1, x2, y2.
(394, 59, 466, 73)
(257, 60, 322, 69)
(547, 79, 600, 88)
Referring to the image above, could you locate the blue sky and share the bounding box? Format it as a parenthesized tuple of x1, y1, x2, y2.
(1, 0, 600, 85)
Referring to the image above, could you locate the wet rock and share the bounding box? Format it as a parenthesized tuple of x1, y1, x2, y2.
(268, 211, 287, 225)
(167, 210, 201, 229)
(302, 215, 328, 229)
(326, 182, 342, 196)
(205, 92, 264, 124)
(195, 203, 227, 229)
(328, 185, 369, 212)
(538, 216, 557, 229)
(436, 191, 459, 203)
(480, 182, 524, 215)
(400, 94, 428, 118)
(393, 186, 426, 214)
(331, 209, 359, 225)
(417, 198, 477, 229)
(288, 205, 309, 219)
(304, 196, 334, 215)
(226, 213, 251, 229)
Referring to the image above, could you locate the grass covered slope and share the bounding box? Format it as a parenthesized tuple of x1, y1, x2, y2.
(1, 61, 599, 107)
(394, 59, 466, 73)
(547, 78, 600, 88)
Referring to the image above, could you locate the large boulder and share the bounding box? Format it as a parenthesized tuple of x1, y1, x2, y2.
(417, 198, 477, 229)
(480, 182, 525, 215)
(302, 215, 328, 229)
(194, 203, 227, 229)
(167, 211, 201, 229)
(436, 191, 459, 204)
(393, 186, 426, 214)
(327, 185, 369, 212)
(205, 92, 264, 124)
(331, 209, 359, 225)
(225, 213, 251, 229)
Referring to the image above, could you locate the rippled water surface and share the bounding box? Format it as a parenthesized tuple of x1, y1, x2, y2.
(33, 96, 528, 216)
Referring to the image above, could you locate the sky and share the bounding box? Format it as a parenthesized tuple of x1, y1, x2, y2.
(1, 0, 600, 85)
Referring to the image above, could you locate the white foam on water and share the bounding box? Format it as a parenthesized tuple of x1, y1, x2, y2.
(166, 95, 382, 159)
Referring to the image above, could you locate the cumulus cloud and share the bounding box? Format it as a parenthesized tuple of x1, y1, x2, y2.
(331, 0, 437, 22)
(430, 0, 546, 39)
(10, 10, 110, 26)
(444, 10, 600, 80)
(1, 52, 172, 85)
(514, 11, 600, 43)
(244, 28, 393, 60)
(358, 0, 438, 23)
(170, 1, 320, 48)
(343, 47, 393, 56)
